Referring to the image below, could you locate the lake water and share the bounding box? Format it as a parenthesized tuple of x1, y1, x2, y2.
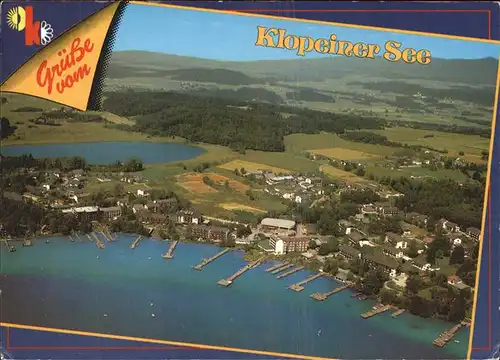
(1, 235, 469, 359)
(1, 142, 205, 164)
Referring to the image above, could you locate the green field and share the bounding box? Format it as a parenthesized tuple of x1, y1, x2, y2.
(375, 127, 491, 163)
(365, 165, 470, 182)
(285, 133, 397, 157)
(240, 150, 320, 173)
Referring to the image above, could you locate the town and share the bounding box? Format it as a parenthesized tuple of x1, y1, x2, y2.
(2, 153, 479, 347)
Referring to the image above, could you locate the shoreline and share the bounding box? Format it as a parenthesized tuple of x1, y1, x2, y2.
(3, 233, 468, 330)
(2, 233, 469, 358)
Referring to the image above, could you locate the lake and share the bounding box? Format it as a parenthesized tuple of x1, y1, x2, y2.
(1, 142, 205, 164)
(1, 235, 469, 359)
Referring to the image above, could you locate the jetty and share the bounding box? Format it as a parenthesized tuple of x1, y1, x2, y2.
(193, 248, 232, 271)
(289, 273, 324, 292)
(270, 263, 294, 274)
(218, 256, 265, 287)
(90, 232, 105, 249)
(392, 309, 405, 318)
(311, 283, 352, 301)
(276, 266, 305, 279)
(130, 235, 142, 249)
(433, 322, 464, 347)
(162, 240, 179, 259)
(265, 262, 288, 273)
(361, 304, 392, 319)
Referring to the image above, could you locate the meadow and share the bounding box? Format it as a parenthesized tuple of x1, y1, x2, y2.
(284, 133, 396, 157)
(374, 127, 491, 164)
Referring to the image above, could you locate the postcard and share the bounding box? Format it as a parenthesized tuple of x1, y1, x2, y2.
(1, 2, 499, 360)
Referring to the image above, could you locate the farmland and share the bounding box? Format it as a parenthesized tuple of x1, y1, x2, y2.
(310, 147, 379, 160)
(319, 165, 369, 183)
(284, 133, 397, 157)
(176, 173, 218, 194)
(374, 127, 491, 164)
(219, 203, 266, 213)
(218, 159, 292, 174)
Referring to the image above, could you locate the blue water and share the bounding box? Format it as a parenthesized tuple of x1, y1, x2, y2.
(1, 235, 469, 359)
(1, 142, 205, 164)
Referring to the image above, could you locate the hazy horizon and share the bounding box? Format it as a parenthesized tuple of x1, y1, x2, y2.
(111, 49, 498, 63)
(113, 3, 500, 62)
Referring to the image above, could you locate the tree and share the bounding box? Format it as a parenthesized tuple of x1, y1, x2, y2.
(380, 288, 397, 304)
(405, 274, 422, 295)
(0, 117, 16, 139)
(317, 243, 330, 256)
(327, 237, 339, 253)
(450, 245, 465, 265)
(123, 158, 144, 172)
(426, 247, 437, 265)
(308, 239, 318, 250)
(409, 295, 434, 318)
(360, 270, 385, 295)
(323, 258, 339, 276)
(236, 225, 252, 238)
(448, 293, 467, 322)
(407, 240, 419, 258)
(308, 259, 322, 272)
(434, 273, 448, 287)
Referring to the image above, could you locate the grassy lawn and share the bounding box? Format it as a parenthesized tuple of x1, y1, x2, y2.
(436, 257, 458, 277)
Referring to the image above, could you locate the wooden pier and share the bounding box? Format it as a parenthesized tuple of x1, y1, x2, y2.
(311, 283, 352, 301)
(218, 256, 265, 287)
(392, 309, 405, 318)
(433, 322, 464, 347)
(270, 263, 294, 274)
(276, 266, 305, 279)
(289, 273, 324, 292)
(162, 240, 179, 259)
(361, 304, 392, 319)
(90, 232, 105, 249)
(130, 235, 142, 249)
(193, 248, 232, 271)
(265, 262, 288, 273)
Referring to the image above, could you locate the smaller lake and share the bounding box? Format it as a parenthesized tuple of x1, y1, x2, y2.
(1, 142, 205, 165)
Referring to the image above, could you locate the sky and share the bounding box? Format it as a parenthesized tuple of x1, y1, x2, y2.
(113, 4, 500, 61)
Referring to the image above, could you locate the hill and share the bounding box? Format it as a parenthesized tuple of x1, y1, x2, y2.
(109, 51, 497, 86)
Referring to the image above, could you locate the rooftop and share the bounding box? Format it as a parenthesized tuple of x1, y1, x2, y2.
(261, 218, 296, 229)
(62, 206, 99, 213)
(278, 236, 309, 243)
(100, 206, 121, 212)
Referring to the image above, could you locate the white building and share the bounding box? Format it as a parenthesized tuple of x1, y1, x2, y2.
(137, 189, 150, 197)
(294, 195, 302, 204)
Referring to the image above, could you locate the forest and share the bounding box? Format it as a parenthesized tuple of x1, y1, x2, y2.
(190, 87, 284, 104)
(102, 91, 385, 152)
(392, 178, 484, 229)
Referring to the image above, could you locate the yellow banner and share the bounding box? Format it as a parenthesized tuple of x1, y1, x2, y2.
(1, 2, 120, 111)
